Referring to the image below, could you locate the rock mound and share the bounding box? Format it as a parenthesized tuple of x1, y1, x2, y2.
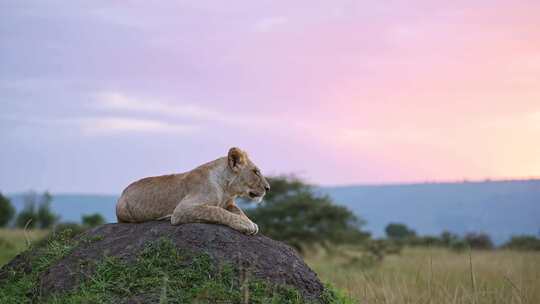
(1, 221, 326, 302)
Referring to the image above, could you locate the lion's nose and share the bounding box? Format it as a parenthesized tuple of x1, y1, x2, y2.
(264, 185, 270, 192)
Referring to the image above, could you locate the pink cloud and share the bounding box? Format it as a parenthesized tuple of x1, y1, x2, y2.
(1, 0, 539, 192)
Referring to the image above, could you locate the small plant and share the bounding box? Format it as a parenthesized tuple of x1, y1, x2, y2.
(51, 222, 86, 239)
(322, 284, 357, 304)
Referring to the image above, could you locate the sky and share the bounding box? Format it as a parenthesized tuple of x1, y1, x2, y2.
(1, 1, 540, 194)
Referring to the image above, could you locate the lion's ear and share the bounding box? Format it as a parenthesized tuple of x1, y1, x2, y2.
(228, 147, 246, 172)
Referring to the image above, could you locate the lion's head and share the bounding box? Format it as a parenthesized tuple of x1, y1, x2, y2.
(227, 147, 270, 202)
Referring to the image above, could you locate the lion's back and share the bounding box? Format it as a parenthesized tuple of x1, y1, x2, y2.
(116, 173, 187, 222)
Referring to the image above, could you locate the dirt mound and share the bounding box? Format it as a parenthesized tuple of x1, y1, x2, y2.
(1, 221, 325, 302)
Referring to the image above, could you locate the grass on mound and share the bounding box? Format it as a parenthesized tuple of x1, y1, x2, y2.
(0, 232, 348, 304)
(0, 229, 81, 303)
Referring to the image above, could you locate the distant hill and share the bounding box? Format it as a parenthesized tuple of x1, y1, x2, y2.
(319, 179, 540, 244)
(7, 179, 540, 244)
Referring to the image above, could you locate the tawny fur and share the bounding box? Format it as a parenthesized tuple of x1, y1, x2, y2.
(115, 147, 270, 235)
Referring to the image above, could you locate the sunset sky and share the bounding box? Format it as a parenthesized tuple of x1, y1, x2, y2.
(1, 1, 539, 193)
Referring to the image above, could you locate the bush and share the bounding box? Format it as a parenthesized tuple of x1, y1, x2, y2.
(502, 235, 540, 251)
(408, 235, 443, 247)
(440, 230, 460, 247)
(0, 192, 15, 227)
(449, 239, 468, 252)
(15, 191, 59, 229)
(247, 175, 370, 251)
(464, 232, 494, 250)
(82, 213, 106, 227)
(385, 223, 416, 240)
(36, 192, 58, 229)
(384, 239, 404, 255)
(15, 198, 37, 229)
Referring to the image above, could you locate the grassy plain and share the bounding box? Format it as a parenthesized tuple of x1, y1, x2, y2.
(305, 246, 540, 304)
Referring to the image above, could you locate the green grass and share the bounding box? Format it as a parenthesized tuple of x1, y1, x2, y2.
(46, 239, 311, 304)
(1, 233, 340, 303)
(305, 246, 540, 304)
(0, 229, 80, 303)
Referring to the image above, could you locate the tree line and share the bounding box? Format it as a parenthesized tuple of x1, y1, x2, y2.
(246, 176, 540, 252)
(2, 176, 539, 252)
(0, 191, 105, 230)
(384, 222, 540, 251)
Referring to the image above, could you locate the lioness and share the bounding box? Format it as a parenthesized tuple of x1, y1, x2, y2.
(115, 147, 270, 235)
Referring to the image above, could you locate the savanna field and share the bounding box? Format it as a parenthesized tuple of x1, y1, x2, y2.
(305, 246, 540, 304)
(1, 229, 539, 304)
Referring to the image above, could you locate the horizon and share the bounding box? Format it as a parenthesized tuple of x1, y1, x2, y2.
(5, 178, 539, 246)
(2, 1, 540, 193)
(5, 176, 540, 196)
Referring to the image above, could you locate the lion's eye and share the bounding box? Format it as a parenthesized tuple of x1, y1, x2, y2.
(253, 169, 260, 176)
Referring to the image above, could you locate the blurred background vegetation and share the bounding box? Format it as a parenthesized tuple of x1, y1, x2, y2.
(246, 175, 370, 252)
(1, 177, 540, 303)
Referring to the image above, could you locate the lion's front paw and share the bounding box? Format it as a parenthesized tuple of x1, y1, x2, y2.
(245, 222, 258, 236)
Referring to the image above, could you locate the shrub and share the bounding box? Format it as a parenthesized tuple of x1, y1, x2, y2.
(247, 175, 370, 251)
(36, 192, 58, 229)
(15, 199, 37, 229)
(15, 191, 59, 229)
(0, 192, 15, 227)
(502, 235, 540, 251)
(82, 213, 106, 227)
(384, 239, 404, 255)
(449, 239, 468, 252)
(440, 230, 460, 247)
(408, 235, 443, 247)
(464, 232, 494, 250)
(385, 223, 416, 240)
